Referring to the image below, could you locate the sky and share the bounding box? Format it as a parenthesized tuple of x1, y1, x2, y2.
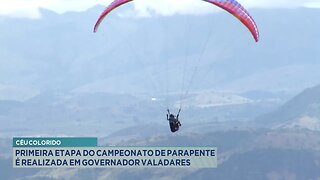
(0, 0, 320, 18)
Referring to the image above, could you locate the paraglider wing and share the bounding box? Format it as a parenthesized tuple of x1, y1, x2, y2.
(93, 0, 133, 33)
(203, 0, 259, 42)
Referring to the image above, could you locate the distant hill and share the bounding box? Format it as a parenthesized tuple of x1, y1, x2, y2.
(257, 84, 320, 130)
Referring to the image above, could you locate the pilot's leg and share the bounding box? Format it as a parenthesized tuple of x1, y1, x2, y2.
(170, 122, 175, 132)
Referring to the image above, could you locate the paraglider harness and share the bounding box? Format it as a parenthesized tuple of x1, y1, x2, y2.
(167, 109, 181, 133)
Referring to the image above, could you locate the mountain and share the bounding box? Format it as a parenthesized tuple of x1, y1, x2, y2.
(1, 6, 320, 180)
(257, 84, 320, 130)
(0, 7, 320, 101)
(1, 7, 319, 137)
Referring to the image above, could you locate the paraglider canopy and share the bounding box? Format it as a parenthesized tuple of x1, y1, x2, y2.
(203, 0, 259, 42)
(93, 0, 259, 42)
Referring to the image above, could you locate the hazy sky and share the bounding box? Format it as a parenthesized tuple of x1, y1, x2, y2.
(0, 0, 319, 18)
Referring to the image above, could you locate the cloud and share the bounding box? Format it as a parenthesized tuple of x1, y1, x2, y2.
(243, 0, 320, 8)
(0, 0, 319, 18)
(0, 0, 51, 18)
(133, 0, 211, 16)
(0, 0, 109, 18)
(304, 2, 320, 8)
